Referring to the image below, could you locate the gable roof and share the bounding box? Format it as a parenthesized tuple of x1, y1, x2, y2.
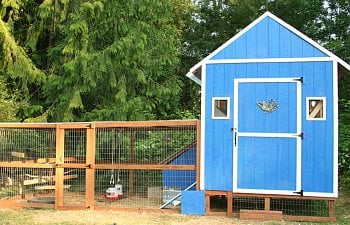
(187, 11, 350, 85)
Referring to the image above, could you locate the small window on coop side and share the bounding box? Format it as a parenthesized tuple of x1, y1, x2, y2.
(212, 97, 230, 119)
(306, 97, 326, 120)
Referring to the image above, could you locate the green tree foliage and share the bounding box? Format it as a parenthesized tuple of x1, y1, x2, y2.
(37, 0, 190, 121)
(0, 0, 46, 122)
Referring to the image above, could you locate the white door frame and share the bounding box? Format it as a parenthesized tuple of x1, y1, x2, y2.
(233, 77, 302, 195)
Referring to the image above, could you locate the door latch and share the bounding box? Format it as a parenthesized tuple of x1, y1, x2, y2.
(234, 131, 237, 147)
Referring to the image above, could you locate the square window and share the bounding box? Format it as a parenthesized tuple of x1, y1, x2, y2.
(212, 97, 230, 119)
(306, 97, 326, 120)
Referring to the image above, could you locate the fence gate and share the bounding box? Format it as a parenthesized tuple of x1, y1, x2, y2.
(55, 124, 95, 209)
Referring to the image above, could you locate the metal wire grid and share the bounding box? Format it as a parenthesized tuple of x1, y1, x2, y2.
(0, 167, 55, 202)
(270, 198, 330, 217)
(94, 169, 196, 209)
(63, 168, 85, 206)
(95, 126, 196, 165)
(64, 129, 86, 162)
(0, 128, 56, 161)
(232, 197, 265, 212)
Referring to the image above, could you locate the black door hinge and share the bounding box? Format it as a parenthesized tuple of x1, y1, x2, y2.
(293, 190, 304, 196)
(293, 77, 304, 83)
(295, 132, 304, 140)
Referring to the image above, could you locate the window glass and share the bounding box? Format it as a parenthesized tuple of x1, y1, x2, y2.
(212, 98, 230, 119)
(307, 97, 326, 120)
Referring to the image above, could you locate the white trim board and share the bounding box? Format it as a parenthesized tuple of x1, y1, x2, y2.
(206, 57, 333, 64)
(333, 61, 339, 198)
(199, 63, 206, 190)
(186, 12, 350, 85)
(233, 189, 337, 198)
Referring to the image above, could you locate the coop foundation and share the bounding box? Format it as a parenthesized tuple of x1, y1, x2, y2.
(205, 190, 336, 222)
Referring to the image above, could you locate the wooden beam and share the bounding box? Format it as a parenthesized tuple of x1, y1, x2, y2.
(85, 126, 96, 210)
(0, 123, 56, 128)
(0, 162, 54, 168)
(265, 197, 271, 211)
(240, 210, 282, 221)
(196, 119, 201, 190)
(129, 129, 134, 197)
(11, 152, 26, 158)
(55, 125, 65, 209)
(95, 164, 196, 170)
(328, 200, 335, 218)
(205, 192, 210, 215)
(227, 192, 233, 217)
(34, 185, 71, 190)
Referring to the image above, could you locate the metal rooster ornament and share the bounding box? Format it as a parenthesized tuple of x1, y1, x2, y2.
(257, 99, 278, 113)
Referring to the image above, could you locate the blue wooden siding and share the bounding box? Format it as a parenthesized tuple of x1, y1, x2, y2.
(211, 17, 327, 60)
(205, 61, 333, 193)
(163, 147, 196, 190)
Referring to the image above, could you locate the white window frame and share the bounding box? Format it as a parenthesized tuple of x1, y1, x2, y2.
(212, 97, 230, 119)
(306, 97, 326, 121)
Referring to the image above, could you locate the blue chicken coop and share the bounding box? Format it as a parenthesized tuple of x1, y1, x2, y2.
(181, 12, 350, 219)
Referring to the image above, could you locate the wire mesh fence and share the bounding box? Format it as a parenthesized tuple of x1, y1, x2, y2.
(0, 128, 56, 162)
(0, 121, 198, 210)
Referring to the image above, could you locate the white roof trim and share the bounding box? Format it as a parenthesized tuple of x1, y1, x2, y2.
(186, 72, 201, 85)
(187, 11, 350, 83)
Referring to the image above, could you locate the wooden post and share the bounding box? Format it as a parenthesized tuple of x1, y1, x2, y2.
(129, 128, 134, 197)
(328, 200, 335, 220)
(205, 192, 210, 215)
(85, 123, 96, 209)
(55, 125, 64, 209)
(227, 191, 233, 217)
(265, 197, 271, 211)
(196, 120, 201, 190)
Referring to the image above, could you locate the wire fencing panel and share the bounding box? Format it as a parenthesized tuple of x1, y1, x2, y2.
(0, 121, 198, 210)
(0, 127, 56, 205)
(94, 124, 197, 209)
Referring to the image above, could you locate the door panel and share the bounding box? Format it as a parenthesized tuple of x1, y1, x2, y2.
(238, 82, 297, 133)
(233, 78, 301, 194)
(238, 137, 296, 190)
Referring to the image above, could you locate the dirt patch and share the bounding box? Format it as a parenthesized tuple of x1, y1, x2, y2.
(5, 209, 296, 225)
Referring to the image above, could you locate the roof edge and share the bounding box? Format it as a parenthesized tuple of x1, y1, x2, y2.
(186, 11, 350, 80)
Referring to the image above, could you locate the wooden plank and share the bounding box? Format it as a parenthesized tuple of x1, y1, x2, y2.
(205, 193, 210, 215)
(11, 152, 26, 158)
(85, 127, 95, 209)
(240, 210, 282, 221)
(55, 125, 65, 209)
(265, 197, 270, 211)
(95, 164, 196, 170)
(0, 162, 54, 168)
(196, 119, 201, 190)
(23, 177, 54, 185)
(227, 192, 233, 217)
(328, 200, 335, 218)
(94, 120, 198, 128)
(35, 185, 71, 190)
(205, 190, 228, 196)
(129, 129, 134, 197)
(0, 123, 56, 128)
